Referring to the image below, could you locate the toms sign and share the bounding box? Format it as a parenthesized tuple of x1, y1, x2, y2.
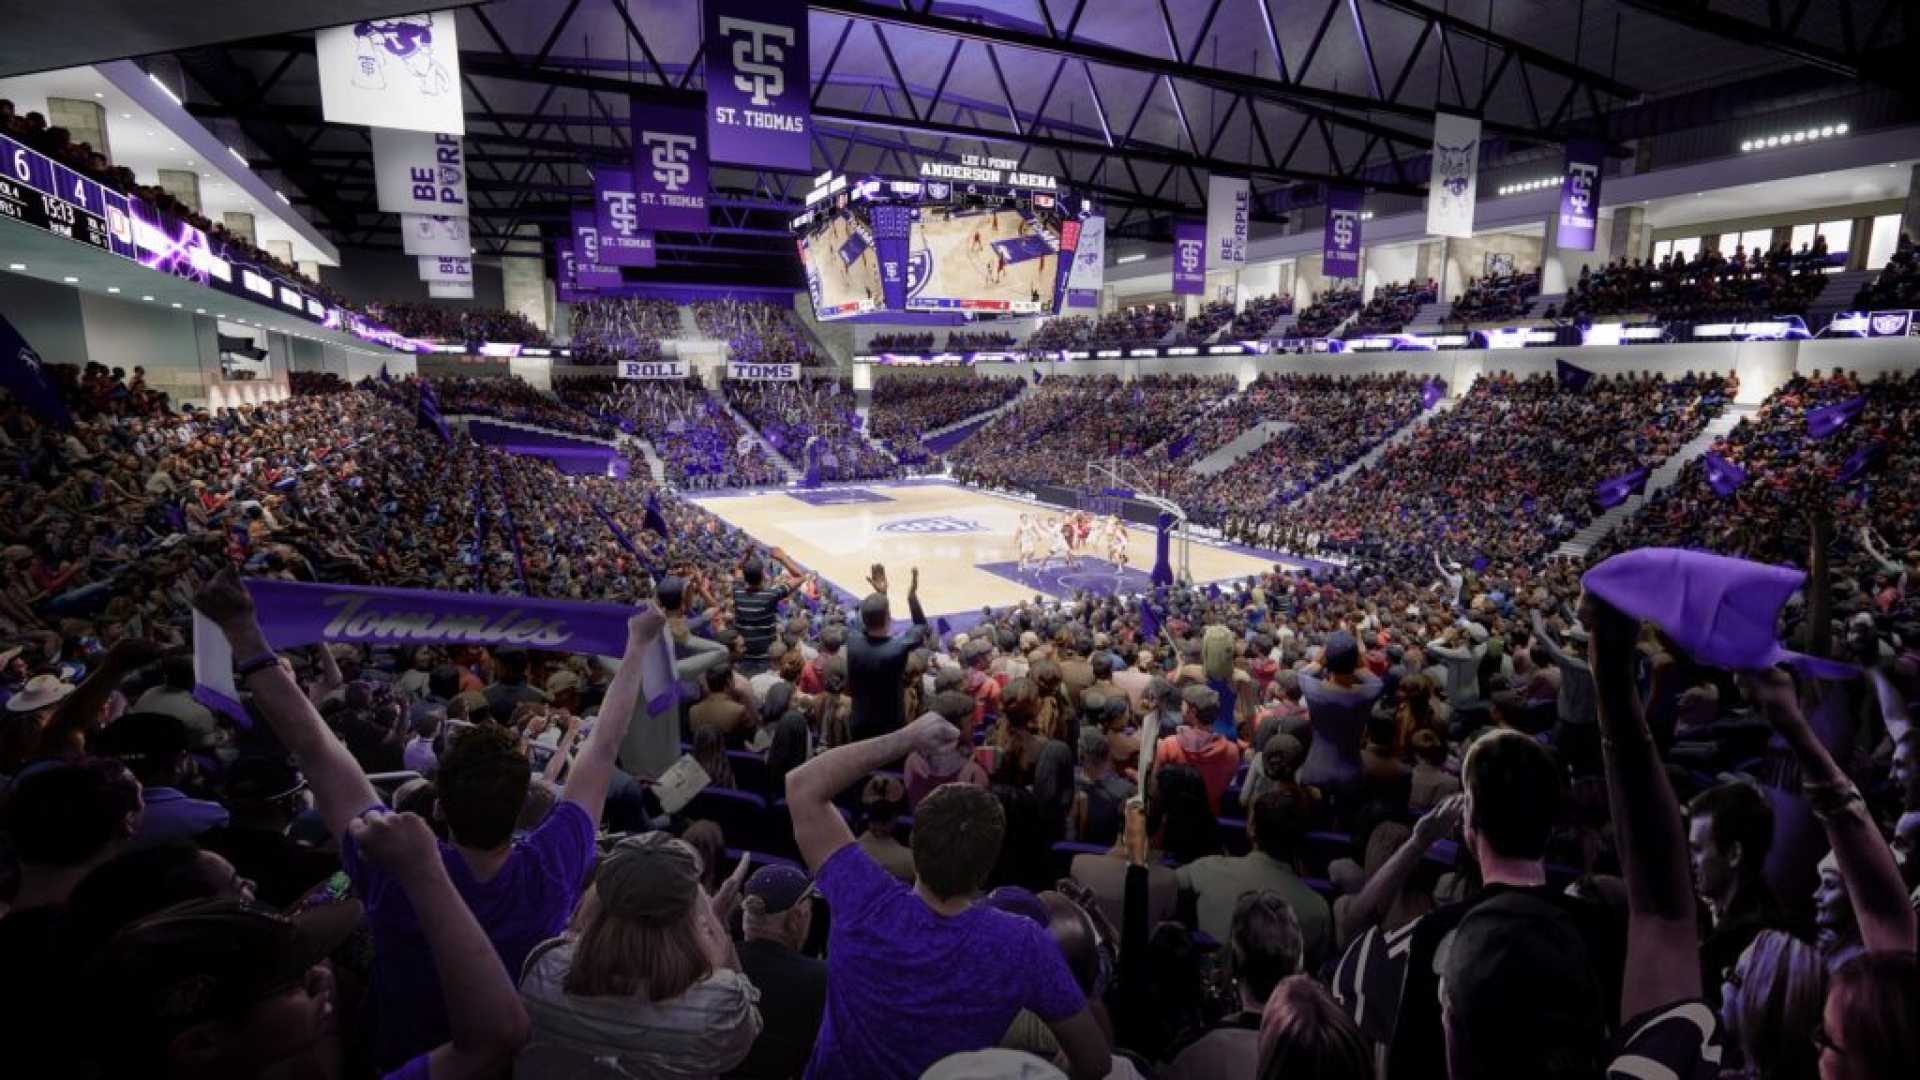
(727, 361, 800, 381)
(618, 359, 689, 380)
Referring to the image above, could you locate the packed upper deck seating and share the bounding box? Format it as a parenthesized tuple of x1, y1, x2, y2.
(1292, 285, 1363, 337)
(1446, 268, 1542, 325)
(568, 297, 682, 362)
(366, 303, 549, 346)
(1558, 242, 1830, 326)
(725, 379, 900, 481)
(553, 373, 785, 489)
(1345, 279, 1438, 337)
(949, 373, 1236, 490)
(1229, 292, 1296, 338)
(866, 374, 1025, 458)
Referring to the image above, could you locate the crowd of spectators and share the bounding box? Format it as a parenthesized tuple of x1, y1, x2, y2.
(288, 371, 352, 396)
(725, 379, 901, 482)
(1557, 242, 1831, 326)
(366, 303, 548, 346)
(1446, 268, 1541, 325)
(1229, 293, 1295, 339)
(1153, 374, 1426, 531)
(1091, 304, 1180, 350)
(554, 373, 787, 490)
(1025, 315, 1095, 351)
(3, 356, 1918, 1080)
(868, 332, 936, 352)
(569, 297, 681, 363)
(425, 375, 614, 440)
(1291, 286, 1362, 338)
(1345, 279, 1438, 338)
(1848, 238, 1920, 314)
(867, 374, 1025, 460)
(1263, 370, 1733, 577)
(0, 99, 356, 313)
(946, 330, 1019, 351)
(1180, 301, 1237, 345)
(1598, 367, 1920, 577)
(950, 374, 1236, 491)
(696, 300, 824, 367)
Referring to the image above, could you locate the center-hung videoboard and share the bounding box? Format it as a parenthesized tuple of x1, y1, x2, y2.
(791, 157, 1095, 321)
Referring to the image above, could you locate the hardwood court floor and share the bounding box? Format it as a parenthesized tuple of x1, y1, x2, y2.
(691, 480, 1289, 620)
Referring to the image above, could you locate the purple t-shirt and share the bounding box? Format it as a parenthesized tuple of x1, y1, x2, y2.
(344, 800, 596, 1070)
(803, 844, 1086, 1080)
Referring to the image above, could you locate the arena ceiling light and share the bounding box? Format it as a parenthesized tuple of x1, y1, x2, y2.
(1496, 178, 1560, 197)
(1741, 124, 1847, 153)
(1116, 252, 1147, 264)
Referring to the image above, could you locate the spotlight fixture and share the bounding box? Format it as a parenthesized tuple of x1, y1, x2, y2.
(62, 276, 78, 283)
(1496, 177, 1560, 197)
(1743, 123, 1848, 152)
(107, 287, 120, 294)
(5, 262, 24, 270)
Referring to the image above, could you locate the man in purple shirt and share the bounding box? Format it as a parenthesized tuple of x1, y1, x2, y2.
(785, 685, 1112, 1080)
(192, 570, 667, 1072)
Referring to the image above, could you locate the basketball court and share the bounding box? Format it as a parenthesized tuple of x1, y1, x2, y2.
(910, 208, 1058, 313)
(802, 212, 882, 315)
(691, 479, 1300, 624)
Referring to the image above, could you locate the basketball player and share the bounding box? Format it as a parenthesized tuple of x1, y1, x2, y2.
(1046, 514, 1072, 569)
(1016, 513, 1038, 572)
(1105, 515, 1128, 569)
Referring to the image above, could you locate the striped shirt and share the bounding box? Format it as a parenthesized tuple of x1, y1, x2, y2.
(733, 583, 791, 662)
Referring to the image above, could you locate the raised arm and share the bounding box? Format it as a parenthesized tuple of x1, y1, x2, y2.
(348, 812, 531, 1079)
(45, 637, 162, 757)
(1744, 668, 1917, 955)
(563, 607, 667, 830)
(1530, 609, 1587, 672)
(785, 711, 957, 871)
(193, 569, 380, 842)
(906, 566, 928, 629)
(1584, 594, 1700, 1020)
(1857, 526, 1901, 576)
(1336, 794, 1464, 946)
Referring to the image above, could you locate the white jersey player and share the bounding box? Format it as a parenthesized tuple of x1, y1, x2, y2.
(1105, 515, 1129, 568)
(1016, 513, 1039, 571)
(1044, 514, 1072, 569)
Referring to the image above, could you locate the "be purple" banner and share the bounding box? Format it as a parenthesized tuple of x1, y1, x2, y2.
(631, 103, 710, 231)
(1555, 138, 1603, 252)
(1323, 188, 1363, 279)
(1172, 220, 1206, 295)
(704, 0, 810, 171)
(593, 168, 659, 266)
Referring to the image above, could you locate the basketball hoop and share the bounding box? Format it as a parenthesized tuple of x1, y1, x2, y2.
(1085, 458, 1191, 586)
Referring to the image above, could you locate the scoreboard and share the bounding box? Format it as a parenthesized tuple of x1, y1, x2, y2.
(0, 131, 424, 353)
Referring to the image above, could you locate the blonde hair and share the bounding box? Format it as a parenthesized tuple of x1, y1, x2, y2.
(1724, 929, 1825, 1080)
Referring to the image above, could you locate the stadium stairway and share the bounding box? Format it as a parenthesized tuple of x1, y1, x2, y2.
(1190, 421, 1297, 477)
(1551, 406, 1751, 560)
(1804, 269, 1878, 330)
(1403, 300, 1451, 334)
(1263, 314, 1299, 340)
(1527, 293, 1563, 318)
(678, 305, 701, 337)
(1144, 391, 1241, 461)
(634, 439, 667, 484)
(712, 391, 804, 482)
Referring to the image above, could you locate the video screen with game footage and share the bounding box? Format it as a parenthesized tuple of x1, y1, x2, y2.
(792, 166, 1092, 321)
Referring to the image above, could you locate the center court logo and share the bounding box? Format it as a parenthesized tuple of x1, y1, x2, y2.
(878, 516, 985, 534)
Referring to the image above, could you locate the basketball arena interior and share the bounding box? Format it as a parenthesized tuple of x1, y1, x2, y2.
(1, 3, 1918, 1078)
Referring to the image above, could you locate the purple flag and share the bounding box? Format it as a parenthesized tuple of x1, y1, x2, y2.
(1837, 440, 1885, 484)
(592, 168, 659, 266)
(1323, 187, 1363, 279)
(704, 0, 811, 170)
(1806, 395, 1865, 440)
(629, 104, 710, 231)
(1702, 451, 1746, 498)
(1593, 466, 1649, 510)
(0, 311, 73, 430)
(1556, 358, 1594, 391)
(1555, 138, 1603, 252)
(1140, 597, 1161, 643)
(643, 492, 672, 538)
(1421, 377, 1447, 410)
(416, 380, 450, 444)
(1172, 220, 1206, 295)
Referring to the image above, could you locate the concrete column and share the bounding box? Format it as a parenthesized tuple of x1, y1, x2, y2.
(503, 253, 547, 331)
(1900, 164, 1920, 246)
(222, 212, 257, 247)
(1847, 217, 1873, 271)
(156, 169, 201, 215)
(264, 240, 294, 265)
(47, 98, 110, 160)
(1607, 206, 1649, 266)
(1181, 293, 1201, 318)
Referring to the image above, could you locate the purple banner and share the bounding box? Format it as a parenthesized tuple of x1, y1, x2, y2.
(592, 168, 660, 266)
(1555, 138, 1603, 252)
(630, 104, 710, 231)
(871, 204, 912, 310)
(1172, 220, 1206, 295)
(571, 207, 602, 266)
(704, 0, 811, 171)
(1323, 188, 1363, 279)
(567, 216, 627, 286)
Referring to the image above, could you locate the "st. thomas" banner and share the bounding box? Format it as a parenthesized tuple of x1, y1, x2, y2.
(1555, 138, 1604, 252)
(704, 0, 810, 171)
(1172, 220, 1206, 295)
(631, 103, 711, 231)
(592, 168, 660, 266)
(1323, 188, 1363, 279)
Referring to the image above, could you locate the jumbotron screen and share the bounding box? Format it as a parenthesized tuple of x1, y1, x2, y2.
(794, 194, 883, 320)
(793, 172, 1090, 321)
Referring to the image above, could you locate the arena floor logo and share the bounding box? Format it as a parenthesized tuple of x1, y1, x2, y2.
(876, 515, 986, 534)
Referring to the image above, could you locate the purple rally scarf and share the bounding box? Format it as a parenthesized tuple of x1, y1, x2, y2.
(193, 579, 678, 724)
